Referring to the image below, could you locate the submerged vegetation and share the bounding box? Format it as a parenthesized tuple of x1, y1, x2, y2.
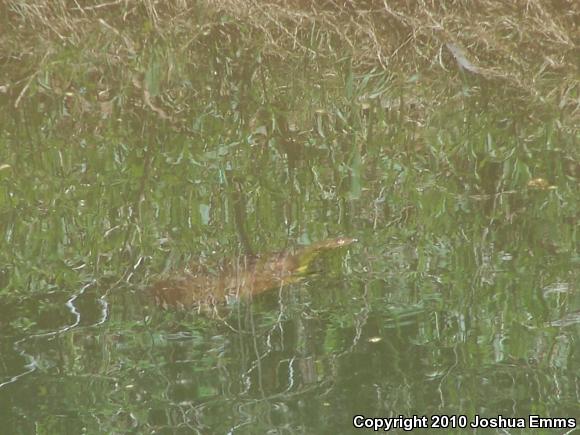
(0, 0, 578, 433)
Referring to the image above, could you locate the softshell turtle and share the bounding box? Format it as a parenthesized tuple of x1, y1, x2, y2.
(150, 237, 356, 311)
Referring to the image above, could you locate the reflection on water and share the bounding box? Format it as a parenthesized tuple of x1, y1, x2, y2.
(1, 250, 579, 433)
(1, 139, 578, 435)
(1, 146, 578, 432)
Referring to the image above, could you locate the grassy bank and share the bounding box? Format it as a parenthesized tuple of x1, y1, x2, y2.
(1, 0, 577, 129)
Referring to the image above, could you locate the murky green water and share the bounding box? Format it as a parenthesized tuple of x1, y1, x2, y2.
(1, 7, 578, 434)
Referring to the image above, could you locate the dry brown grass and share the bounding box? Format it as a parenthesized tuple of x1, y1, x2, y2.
(1, 0, 578, 120)
(216, 0, 578, 97)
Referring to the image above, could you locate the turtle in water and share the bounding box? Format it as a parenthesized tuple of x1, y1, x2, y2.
(149, 237, 356, 311)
